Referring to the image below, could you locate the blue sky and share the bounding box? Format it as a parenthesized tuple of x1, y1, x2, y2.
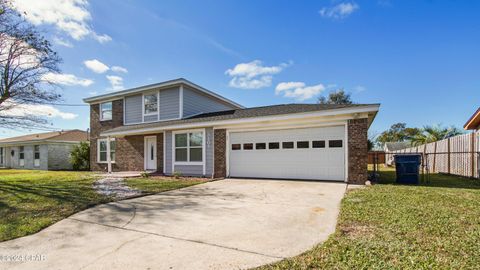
(3, 0, 480, 138)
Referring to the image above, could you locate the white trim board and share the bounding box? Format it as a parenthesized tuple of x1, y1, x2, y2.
(101, 105, 379, 137)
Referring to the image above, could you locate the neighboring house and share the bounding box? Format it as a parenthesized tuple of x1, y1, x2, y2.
(83, 78, 380, 184)
(383, 141, 411, 152)
(383, 141, 412, 166)
(464, 107, 480, 131)
(0, 130, 88, 170)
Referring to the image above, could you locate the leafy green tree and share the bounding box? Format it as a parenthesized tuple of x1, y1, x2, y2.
(70, 142, 90, 171)
(376, 123, 421, 146)
(318, 89, 353, 105)
(410, 125, 463, 146)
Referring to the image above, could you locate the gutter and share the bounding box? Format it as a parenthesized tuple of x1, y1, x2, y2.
(101, 104, 380, 137)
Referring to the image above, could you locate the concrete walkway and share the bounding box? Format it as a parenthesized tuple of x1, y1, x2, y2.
(0, 179, 346, 270)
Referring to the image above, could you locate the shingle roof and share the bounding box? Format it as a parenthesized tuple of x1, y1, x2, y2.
(0, 129, 88, 144)
(384, 141, 411, 152)
(103, 103, 380, 135)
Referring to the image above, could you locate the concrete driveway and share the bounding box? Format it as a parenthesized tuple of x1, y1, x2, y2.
(0, 179, 346, 270)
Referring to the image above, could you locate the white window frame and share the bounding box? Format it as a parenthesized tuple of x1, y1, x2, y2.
(97, 138, 116, 163)
(142, 92, 159, 116)
(34, 145, 40, 167)
(100, 102, 113, 121)
(0, 147, 4, 165)
(172, 129, 205, 166)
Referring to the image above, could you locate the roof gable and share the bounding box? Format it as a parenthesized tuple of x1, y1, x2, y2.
(83, 78, 244, 109)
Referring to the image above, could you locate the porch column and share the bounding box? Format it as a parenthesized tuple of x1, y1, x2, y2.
(106, 136, 112, 173)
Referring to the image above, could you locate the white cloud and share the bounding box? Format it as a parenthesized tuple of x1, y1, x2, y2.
(111, 66, 128, 73)
(106, 75, 124, 91)
(88, 91, 98, 96)
(319, 2, 359, 19)
(225, 60, 290, 89)
(83, 59, 109, 74)
(42, 73, 93, 87)
(92, 33, 112, 44)
(52, 37, 73, 48)
(275, 82, 326, 101)
(12, 0, 111, 43)
(0, 101, 78, 120)
(353, 85, 366, 92)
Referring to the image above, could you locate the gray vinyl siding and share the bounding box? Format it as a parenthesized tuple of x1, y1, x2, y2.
(164, 128, 214, 177)
(183, 87, 234, 117)
(144, 114, 158, 122)
(160, 87, 180, 120)
(124, 94, 143, 124)
(173, 165, 203, 176)
(165, 131, 173, 175)
(124, 88, 180, 124)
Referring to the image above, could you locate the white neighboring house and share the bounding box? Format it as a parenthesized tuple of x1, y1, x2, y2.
(384, 141, 411, 165)
(0, 130, 88, 170)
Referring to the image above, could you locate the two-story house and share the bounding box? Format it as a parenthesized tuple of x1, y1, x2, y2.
(84, 78, 379, 184)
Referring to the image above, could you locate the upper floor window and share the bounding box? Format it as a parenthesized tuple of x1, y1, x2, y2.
(144, 93, 158, 115)
(100, 102, 112, 121)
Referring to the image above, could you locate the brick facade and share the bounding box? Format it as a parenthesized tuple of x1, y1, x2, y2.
(89, 99, 163, 172)
(347, 118, 369, 184)
(90, 99, 124, 172)
(213, 129, 227, 178)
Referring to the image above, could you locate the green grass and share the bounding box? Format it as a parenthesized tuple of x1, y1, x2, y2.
(0, 170, 209, 243)
(257, 167, 480, 269)
(125, 176, 208, 194)
(0, 169, 108, 242)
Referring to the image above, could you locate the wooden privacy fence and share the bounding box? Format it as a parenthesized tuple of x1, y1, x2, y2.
(386, 132, 480, 179)
(368, 151, 385, 164)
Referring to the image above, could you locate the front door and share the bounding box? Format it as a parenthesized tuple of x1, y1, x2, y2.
(145, 136, 157, 171)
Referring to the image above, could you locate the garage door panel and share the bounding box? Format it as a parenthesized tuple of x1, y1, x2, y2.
(229, 126, 345, 181)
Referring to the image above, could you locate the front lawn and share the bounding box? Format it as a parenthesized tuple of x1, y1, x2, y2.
(0, 170, 209, 242)
(0, 169, 108, 242)
(125, 176, 208, 194)
(258, 167, 480, 269)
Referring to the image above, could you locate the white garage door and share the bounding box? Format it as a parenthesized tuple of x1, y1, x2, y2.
(229, 126, 345, 181)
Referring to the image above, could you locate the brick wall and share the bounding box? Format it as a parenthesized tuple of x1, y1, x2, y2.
(213, 129, 226, 178)
(47, 143, 77, 170)
(90, 100, 164, 172)
(348, 118, 368, 184)
(90, 100, 123, 171)
(156, 133, 164, 172)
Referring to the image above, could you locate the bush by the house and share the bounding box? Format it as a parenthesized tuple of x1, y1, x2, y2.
(70, 142, 90, 171)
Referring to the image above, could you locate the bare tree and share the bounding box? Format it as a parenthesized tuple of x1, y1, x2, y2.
(0, 1, 62, 129)
(318, 89, 353, 105)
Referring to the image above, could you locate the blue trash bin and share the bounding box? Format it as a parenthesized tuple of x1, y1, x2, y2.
(394, 154, 421, 184)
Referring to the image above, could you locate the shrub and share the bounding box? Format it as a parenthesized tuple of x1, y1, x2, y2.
(140, 171, 150, 178)
(70, 142, 90, 171)
(173, 171, 182, 179)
